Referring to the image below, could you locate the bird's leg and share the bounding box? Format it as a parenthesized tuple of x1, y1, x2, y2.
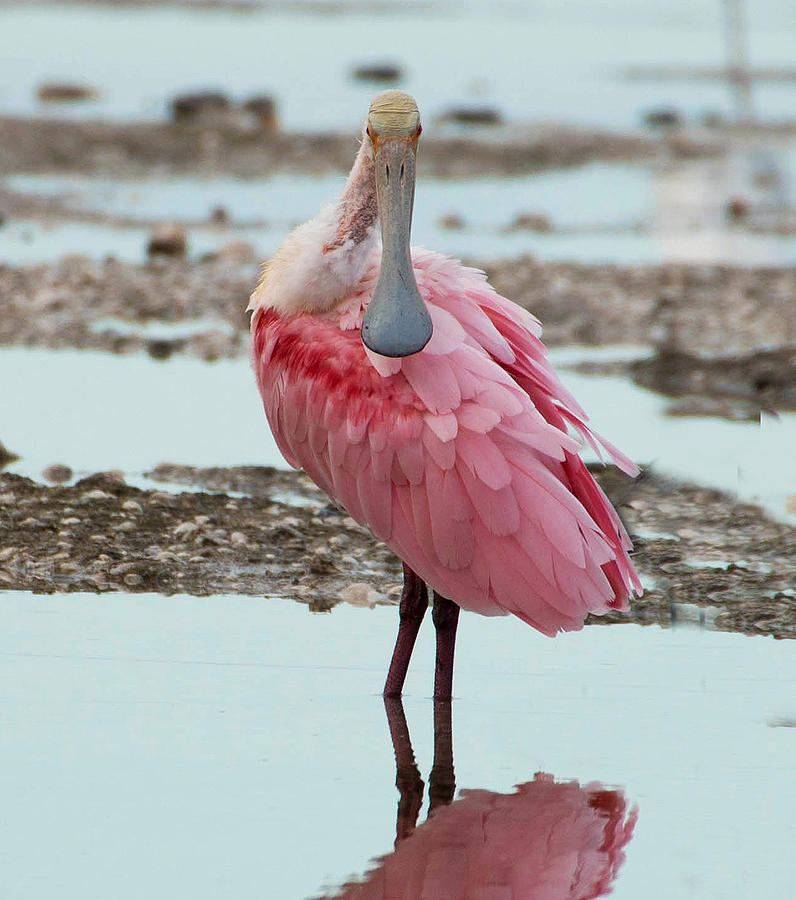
(383, 696, 425, 847)
(383, 564, 428, 698)
(428, 698, 456, 815)
(432, 592, 460, 700)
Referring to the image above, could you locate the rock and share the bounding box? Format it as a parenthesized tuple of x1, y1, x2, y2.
(122, 500, 143, 514)
(170, 91, 230, 123)
(146, 338, 184, 361)
(42, 464, 73, 484)
(148, 491, 176, 505)
(173, 522, 200, 540)
(36, 82, 97, 103)
(503, 213, 553, 234)
(438, 213, 465, 231)
(209, 205, 229, 225)
(147, 223, 187, 258)
(351, 63, 403, 84)
(340, 582, 387, 608)
(81, 489, 114, 502)
(0, 441, 19, 469)
(439, 105, 503, 126)
(726, 196, 749, 222)
(242, 94, 278, 130)
(643, 107, 682, 129)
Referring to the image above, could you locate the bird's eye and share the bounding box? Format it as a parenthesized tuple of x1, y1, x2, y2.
(366, 125, 374, 140)
(416, 123, 422, 136)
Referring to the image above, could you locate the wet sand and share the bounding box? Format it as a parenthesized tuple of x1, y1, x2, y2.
(1, 465, 793, 639)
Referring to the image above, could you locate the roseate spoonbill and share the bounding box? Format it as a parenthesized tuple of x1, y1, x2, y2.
(323, 700, 636, 900)
(250, 91, 641, 699)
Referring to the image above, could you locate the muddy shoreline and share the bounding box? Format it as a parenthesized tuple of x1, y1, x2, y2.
(0, 464, 792, 638)
(0, 115, 717, 180)
(2, 255, 793, 417)
(3, 256, 794, 357)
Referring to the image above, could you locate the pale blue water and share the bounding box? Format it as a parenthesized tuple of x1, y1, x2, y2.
(0, 590, 793, 899)
(0, 1, 793, 128)
(2, 345, 794, 523)
(4, 157, 795, 266)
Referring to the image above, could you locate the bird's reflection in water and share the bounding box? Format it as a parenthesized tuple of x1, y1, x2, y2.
(322, 699, 637, 900)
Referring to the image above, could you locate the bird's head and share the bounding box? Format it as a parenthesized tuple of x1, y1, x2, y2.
(361, 91, 432, 359)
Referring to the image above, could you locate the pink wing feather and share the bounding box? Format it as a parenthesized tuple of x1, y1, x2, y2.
(252, 250, 641, 633)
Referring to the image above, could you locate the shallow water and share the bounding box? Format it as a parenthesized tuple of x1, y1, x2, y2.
(0, 590, 793, 898)
(1, 345, 794, 523)
(0, 1, 793, 129)
(4, 155, 795, 266)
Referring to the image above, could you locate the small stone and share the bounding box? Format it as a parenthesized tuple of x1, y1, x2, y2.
(0, 547, 15, 561)
(242, 94, 278, 130)
(82, 489, 114, 502)
(340, 583, 386, 608)
(351, 63, 403, 84)
(20, 517, 40, 527)
(89, 534, 107, 542)
(61, 517, 81, 525)
(122, 500, 143, 514)
(503, 213, 553, 234)
(124, 573, 143, 587)
(149, 491, 175, 505)
(170, 91, 230, 122)
(42, 463, 73, 484)
(0, 440, 19, 467)
(174, 522, 200, 540)
(439, 105, 502, 126)
(147, 223, 187, 258)
(114, 521, 136, 532)
(209, 205, 229, 224)
(194, 515, 211, 526)
(726, 196, 749, 222)
(439, 213, 465, 231)
(230, 531, 248, 546)
(147, 339, 183, 361)
(37, 82, 97, 103)
(643, 107, 682, 129)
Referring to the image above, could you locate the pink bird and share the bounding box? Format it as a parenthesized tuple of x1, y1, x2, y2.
(324, 774, 637, 900)
(250, 91, 641, 699)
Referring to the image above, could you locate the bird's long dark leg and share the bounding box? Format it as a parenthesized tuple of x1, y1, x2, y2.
(428, 698, 456, 814)
(383, 697, 425, 846)
(383, 563, 428, 698)
(432, 592, 460, 700)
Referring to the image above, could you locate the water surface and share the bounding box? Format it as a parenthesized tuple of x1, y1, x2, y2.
(2, 345, 794, 522)
(0, 590, 793, 899)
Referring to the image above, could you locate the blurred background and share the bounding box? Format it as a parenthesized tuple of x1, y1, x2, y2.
(0, 0, 795, 265)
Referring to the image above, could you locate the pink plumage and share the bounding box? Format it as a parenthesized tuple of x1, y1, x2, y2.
(252, 248, 641, 635)
(250, 91, 641, 696)
(323, 773, 638, 900)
